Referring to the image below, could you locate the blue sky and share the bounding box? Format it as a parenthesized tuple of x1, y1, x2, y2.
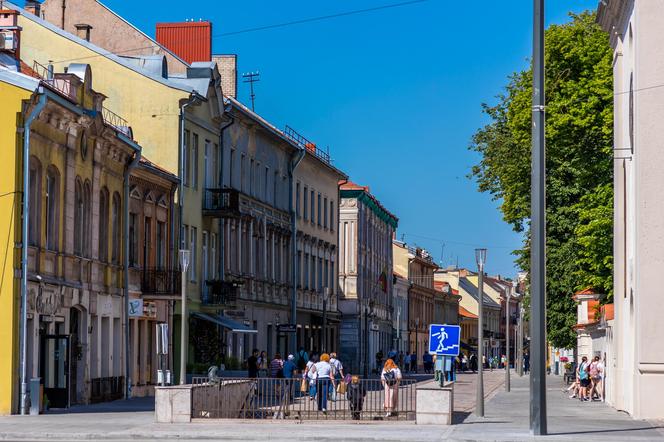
(30, 0, 599, 277)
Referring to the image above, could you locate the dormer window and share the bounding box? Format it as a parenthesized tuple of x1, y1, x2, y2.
(75, 24, 92, 42)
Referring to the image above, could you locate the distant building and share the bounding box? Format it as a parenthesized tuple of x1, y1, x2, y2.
(393, 272, 410, 356)
(337, 180, 398, 374)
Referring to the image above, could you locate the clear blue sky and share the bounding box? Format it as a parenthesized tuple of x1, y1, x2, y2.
(31, 0, 599, 277)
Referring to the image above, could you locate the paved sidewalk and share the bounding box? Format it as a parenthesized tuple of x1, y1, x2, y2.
(445, 374, 664, 441)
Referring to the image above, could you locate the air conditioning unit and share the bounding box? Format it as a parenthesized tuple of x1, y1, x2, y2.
(0, 31, 16, 50)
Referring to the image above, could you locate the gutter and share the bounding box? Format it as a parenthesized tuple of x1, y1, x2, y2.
(217, 107, 234, 282)
(19, 89, 47, 415)
(288, 146, 306, 350)
(122, 139, 141, 400)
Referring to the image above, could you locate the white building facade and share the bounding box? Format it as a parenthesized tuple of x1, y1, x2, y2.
(598, 0, 664, 419)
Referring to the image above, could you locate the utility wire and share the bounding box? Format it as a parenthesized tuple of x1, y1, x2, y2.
(47, 0, 429, 64)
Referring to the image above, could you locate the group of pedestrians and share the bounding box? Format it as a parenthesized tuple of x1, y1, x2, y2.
(566, 355, 604, 402)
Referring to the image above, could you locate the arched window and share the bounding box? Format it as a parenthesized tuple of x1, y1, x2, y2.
(111, 192, 121, 264)
(45, 166, 60, 251)
(83, 180, 92, 257)
(28, 156, 42, 246)
(98, 187, 109, 262)
(74, 178, 83, 256)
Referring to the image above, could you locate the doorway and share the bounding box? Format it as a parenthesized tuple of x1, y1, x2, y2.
(40, 334, 69, 409)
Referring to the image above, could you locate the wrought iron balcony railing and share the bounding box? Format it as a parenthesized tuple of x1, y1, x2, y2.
(203, 188, 240, 217)
(141, 268, 181, 295)
(203, 279, 243, 306)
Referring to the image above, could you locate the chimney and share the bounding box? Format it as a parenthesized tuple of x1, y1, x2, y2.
(156, 21, 212, 64)
(212, 54, 237, 98)
(75, 23, 92, 42)
(24, 0, 41, 17)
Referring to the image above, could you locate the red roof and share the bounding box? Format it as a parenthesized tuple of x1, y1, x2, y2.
(459, 305, 478, 319)
(156, 21, 212, 63)
(602, 304, 614, 321)
(339, 179, 369, 192)
(575, 287, 598, 296)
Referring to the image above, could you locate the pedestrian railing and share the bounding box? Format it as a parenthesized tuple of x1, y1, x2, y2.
(191, 377, 417, 421)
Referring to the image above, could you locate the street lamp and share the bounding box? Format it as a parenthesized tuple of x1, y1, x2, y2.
(505, 284, 512, 392)
(322, 287, 330, 353)
(179, 249, 190, 385)
(475, 248, 487, 417)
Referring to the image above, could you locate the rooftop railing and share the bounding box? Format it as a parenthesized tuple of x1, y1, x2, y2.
(283, 125, 332, 165)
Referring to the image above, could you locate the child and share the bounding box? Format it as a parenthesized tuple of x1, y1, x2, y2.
(346, 375, 367, 420)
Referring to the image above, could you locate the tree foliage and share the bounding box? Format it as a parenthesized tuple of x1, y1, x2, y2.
(469, 12, 613, 348)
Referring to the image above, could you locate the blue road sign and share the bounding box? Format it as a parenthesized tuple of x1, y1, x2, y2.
(428, 324, 461, 356)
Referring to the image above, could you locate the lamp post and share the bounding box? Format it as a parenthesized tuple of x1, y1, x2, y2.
(518, 304, 524, 377)
(475, 248, 487, 417)
(363, 298, 375, 378)
(179, 249, 190, 385)
(322, 287, 330, 353)
(505, 287, 511, 392)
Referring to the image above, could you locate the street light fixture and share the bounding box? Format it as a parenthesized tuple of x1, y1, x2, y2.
(179, 249, 190, 385)
(505, 284, 512, 392)
(475, 248, 487, 417)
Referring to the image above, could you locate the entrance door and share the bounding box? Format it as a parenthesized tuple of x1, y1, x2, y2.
(40, 334, 69, 408)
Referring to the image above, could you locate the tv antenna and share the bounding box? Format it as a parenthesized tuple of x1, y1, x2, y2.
(242, 71, 260, 111)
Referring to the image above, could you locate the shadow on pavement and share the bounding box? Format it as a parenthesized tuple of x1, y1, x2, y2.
(548, 425, 664, 437)
(45, 396, 155, 414)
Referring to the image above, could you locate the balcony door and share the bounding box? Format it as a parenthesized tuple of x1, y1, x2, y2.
(204, 141, 217, 189)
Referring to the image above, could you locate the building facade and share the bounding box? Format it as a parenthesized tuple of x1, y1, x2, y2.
(392, 272, 410, 356)
(598, 0, 664, 419)
(337, 180, 398, 374)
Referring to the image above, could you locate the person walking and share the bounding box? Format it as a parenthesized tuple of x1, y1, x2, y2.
(247, 349, 259, 379)
(589, 356, 604, 401)
(381, 358, 402, 418)
(329, 352, 344, 401)
(258, 351, 268, 377)
(346, 375, 367, 420)
(283, 354, 297, 402)
(410, 352, 418, 373)
(312, 353, 336, 413)
(577, 356, 591, 401)
(461, 354, 468, 372)
(303, 353, 318, 400)
(295, 347, 308, 374)
(405, 352, 412, 373)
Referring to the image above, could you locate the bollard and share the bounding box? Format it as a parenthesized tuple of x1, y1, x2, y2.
(29, 378, 40, 415)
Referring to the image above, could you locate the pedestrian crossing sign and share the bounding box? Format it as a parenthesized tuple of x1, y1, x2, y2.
(428, 324, 461, 356)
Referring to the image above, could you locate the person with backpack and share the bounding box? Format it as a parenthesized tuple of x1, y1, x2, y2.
(577, 356, 591, 401)
(381, 358, 402, 418)
(589, 356, 603, 401)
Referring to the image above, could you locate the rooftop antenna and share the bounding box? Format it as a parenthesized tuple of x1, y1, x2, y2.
(242, 71, 260, 111)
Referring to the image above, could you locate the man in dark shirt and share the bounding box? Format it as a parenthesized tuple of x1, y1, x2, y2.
(247, 349, 259, 378)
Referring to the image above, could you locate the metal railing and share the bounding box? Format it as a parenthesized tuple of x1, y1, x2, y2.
(283, 125, 332, 165)
(32, 60, 77, 101)
(191, 377, 416, 421)
(203, 280, 241, 306)
(90, 376, 124, 404)
(203, 188, 240, 214)
(102, 106, 132, 137)
(141, 268, 181, 295)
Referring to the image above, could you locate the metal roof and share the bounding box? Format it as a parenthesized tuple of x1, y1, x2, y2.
(0, 66, 39, 91)
(458, 277, 501, 309)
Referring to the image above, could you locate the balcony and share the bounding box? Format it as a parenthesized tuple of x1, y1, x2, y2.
(203, 188, 240, 217)
(203, 279, 243, 306)
(141, 268, 181, 295)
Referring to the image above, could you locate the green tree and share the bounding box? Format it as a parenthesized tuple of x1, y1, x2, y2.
(469, 12, 613, 349)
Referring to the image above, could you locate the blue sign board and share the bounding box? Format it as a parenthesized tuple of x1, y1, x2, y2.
(428, 324, 461, 356)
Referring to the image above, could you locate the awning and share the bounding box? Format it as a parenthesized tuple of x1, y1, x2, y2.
(192, 312, 257, 333)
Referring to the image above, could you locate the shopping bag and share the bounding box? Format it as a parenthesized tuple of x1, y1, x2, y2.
(300, 378, 308, 393)
(336, 381, 347, 394)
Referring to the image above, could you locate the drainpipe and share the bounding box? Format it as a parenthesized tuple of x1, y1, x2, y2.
(19, 90, 47, 415)
(288, 147, 305, 352)
(123, 146, 141, 400)
(217, 109, 234, 282)
(178, 95, 197, 250)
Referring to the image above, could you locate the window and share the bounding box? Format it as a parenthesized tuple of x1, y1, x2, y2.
(264, 166, 269, 202)
(318, 258, 323, 291)
(229, 149, 235, 188)
(211, 232, 217, 279)
(129, 213, 138, 267)
(99, 188, 109, 262)
(111, 192, 120, 263)
(297, 251, 302, 286)
(74, 178, 83, 255)
(189, 227, 197, 282)
(183, 129, 190, 186)
(323, 197, 328, 229)
(330, 201, 335, 232)
(249, 158, 254, 196)
(181, 224, 189, 256)
(310, 190, 315, 224)
(144, 217, 152, 268)
(241, 154, 246, 192)
(317, 193, 322, 227)
(304, 253, 309, 289)
(157, 221, 166, 268)
(28, 157, 41, 246)
(296, 182, 301, 217)
(273, 170, 278, 206)
(83, 181, 91, 257)
(303, 186, 308, 219)
(192, 133, 199, 189)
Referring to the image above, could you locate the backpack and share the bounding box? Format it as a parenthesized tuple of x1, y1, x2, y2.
(589, 362, 599, 378)
(384, 370, 397, 386)
(297, 352, 307, 370)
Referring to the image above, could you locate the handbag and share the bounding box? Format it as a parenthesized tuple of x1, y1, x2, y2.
(336, 381, 347, 394)
(300, 378, 308, 392)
